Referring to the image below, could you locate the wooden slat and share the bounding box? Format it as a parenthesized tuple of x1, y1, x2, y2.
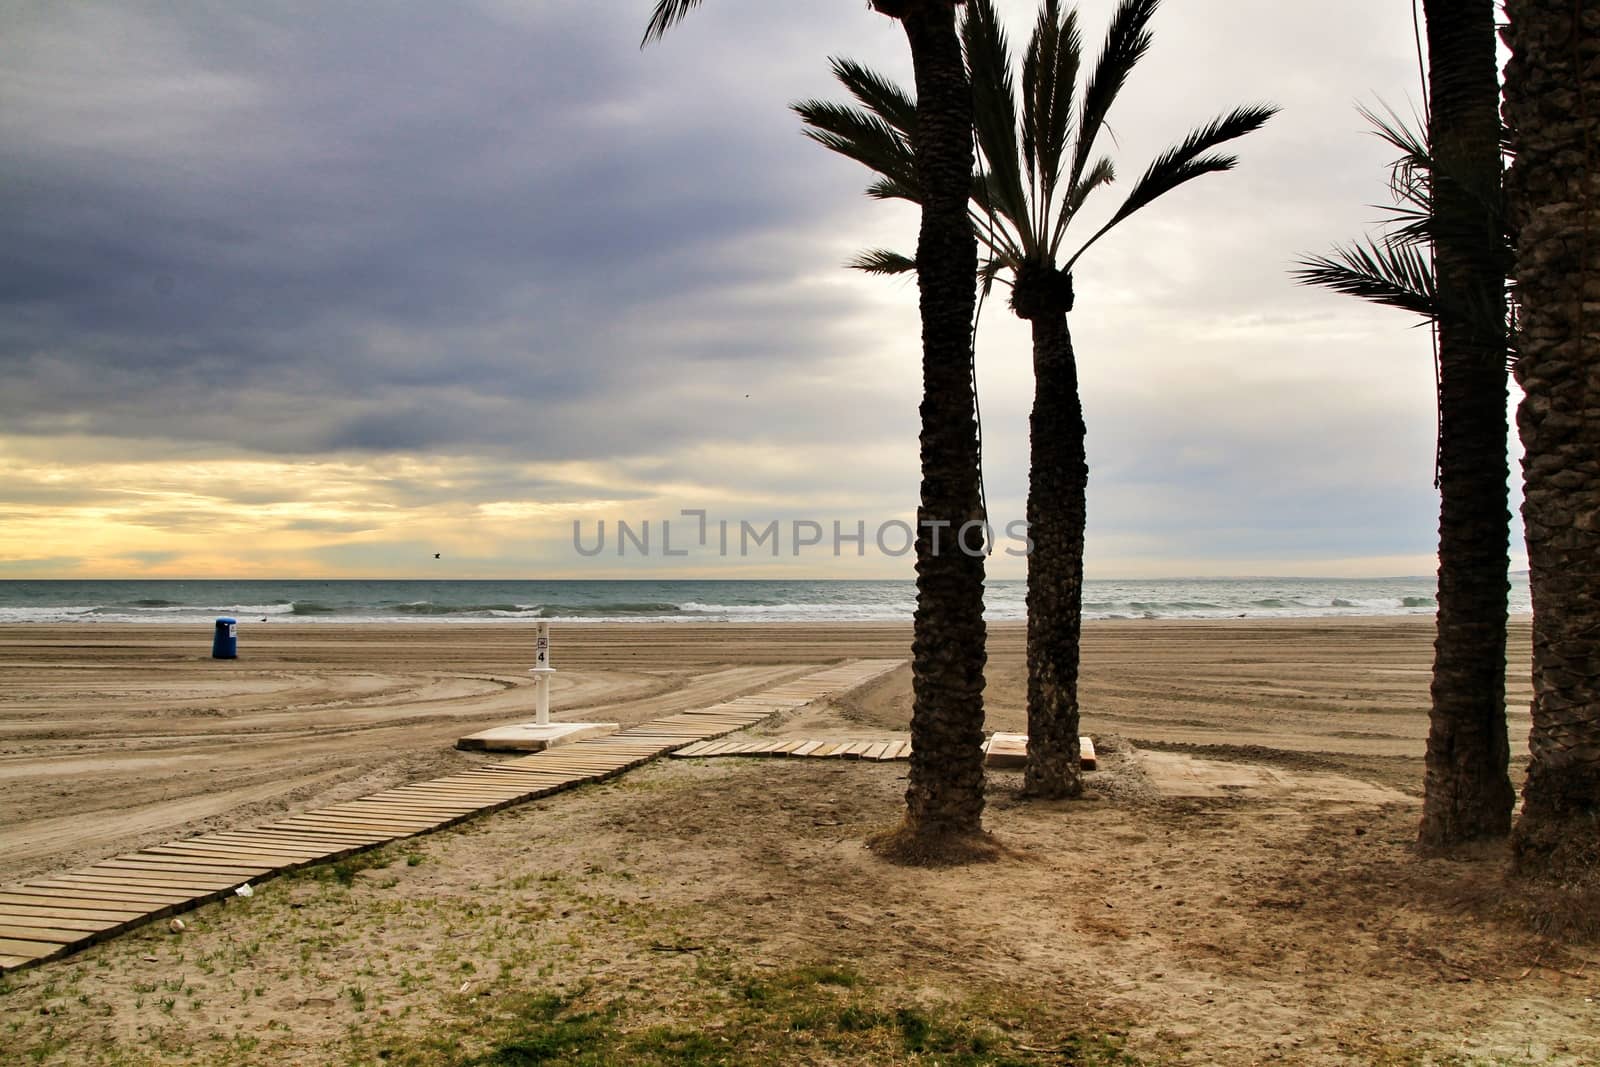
(319, 802, 465, 820)
(331, 800, 477, 817)
(302, 807, 443, 826)
(88, 863, 268, 884)
(26, 883, 206, 895)
(0, 938, 68, 959)
(152, 838, 323, 857)
(383, 780, 535, 794)
(1, 886, 190, 907)
(453, 771, 576, 785)
(121, 852, 276, 871)
(218, 826, 378, 844)
(58, 871, 242, 890)
(0, 904, 138, 926)
(0, 923, 100, 945)
(520, 760, 629, 773)
(58, 877, 235, 897)
(419, 777, 548, 790)
(191, 832, 359, 853)
(0, 897, 153, 921)
(146, 842, 328, 862)
(252, 825, 392, 843)
(271, 816, 419, 833)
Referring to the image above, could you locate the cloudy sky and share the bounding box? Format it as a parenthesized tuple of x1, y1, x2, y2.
(0, 0, 1519, 580)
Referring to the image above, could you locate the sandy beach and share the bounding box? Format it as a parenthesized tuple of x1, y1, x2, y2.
(6, 616, 1597, 1066)
(0, 617, 1531, 884)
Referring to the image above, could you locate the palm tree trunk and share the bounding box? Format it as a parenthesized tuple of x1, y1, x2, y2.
(1504, 0, 1600, 876)
(1022, 308, 1086, 799)
(874, 0, 992, 860)
(1417, 0, 1516, 848)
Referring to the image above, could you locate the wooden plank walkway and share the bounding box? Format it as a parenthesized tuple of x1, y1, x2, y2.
(671, 733, 1098, 769)
(672, 737, 912, 761)
(0, 659, 902, 974)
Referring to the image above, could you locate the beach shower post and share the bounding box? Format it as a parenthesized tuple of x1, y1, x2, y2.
(530, 621, 554, 725)
(456, 619, 617, 753)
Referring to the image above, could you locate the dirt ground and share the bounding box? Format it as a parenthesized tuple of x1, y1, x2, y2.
(3, 617, 1598, 1065)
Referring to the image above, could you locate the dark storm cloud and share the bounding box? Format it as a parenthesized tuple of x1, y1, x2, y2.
(0, 1, 896, 458)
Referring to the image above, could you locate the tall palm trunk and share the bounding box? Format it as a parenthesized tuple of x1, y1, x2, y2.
(1504, 0, 1600, 874)
(877, 0, 992, 858)
(1417, 0, 1516, 848)
(1017, 271, 1086, 799)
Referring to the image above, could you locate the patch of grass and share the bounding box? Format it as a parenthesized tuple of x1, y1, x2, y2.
(415, 964, 1139, 1067)
(467, 994, 612, 1065)
(299, 846, 398, 888)
(780, 962, 861, 989)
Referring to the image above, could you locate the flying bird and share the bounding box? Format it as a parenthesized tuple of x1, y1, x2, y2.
(433, 553, 441, 559)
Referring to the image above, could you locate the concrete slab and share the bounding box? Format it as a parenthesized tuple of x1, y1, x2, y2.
(985, 732, 1028, 769)
(1137, 750, 1414, 804)
(455, 722, 620, 753)
(982, 733, 1097, 770)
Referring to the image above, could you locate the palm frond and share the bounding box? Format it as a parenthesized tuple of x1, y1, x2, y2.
(1350, 106, 1511, 271)
(1292, 241, 1436, 319)
(1065, 104, 1278, 268)
(832, 58, 918, 140)
(1057, 155, 1114, 243)
(793, 99, 919, 197)
(866, 175, 921, 202)
(969, 173, 1027, 262)
(1296, 104, 1514, 358)
(641, 0, 706, 47)
(1021, 0, 1081, 227)
(1065, 0, 1159, 206)
(849, 248, 918, 275)
(963, 0, 1031, 243)
(980, 255, 1007, 295)
(1358, 99, 1430, 204)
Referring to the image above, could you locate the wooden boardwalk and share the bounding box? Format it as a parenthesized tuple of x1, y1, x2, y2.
(672, 737, 912, 761)
(0, 659, 902, 974)
(671, 733, 1097, 769)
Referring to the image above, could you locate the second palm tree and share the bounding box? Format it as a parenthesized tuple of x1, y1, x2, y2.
(797, 0, 1275, 796)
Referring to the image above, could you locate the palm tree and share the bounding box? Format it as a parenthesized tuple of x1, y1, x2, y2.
(1502, 0, 1600, 879)
(1296, 0, 1515, 849)
(796, 0, 1274, 798)
(645, 1, 996, 860)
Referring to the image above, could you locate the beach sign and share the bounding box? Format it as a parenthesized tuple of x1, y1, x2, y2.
(531, 621, 555, 724)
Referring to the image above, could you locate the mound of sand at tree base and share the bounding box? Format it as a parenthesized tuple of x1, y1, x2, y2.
(4, 617, 1596, 1065)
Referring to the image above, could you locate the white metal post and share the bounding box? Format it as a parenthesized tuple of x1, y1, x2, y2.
(530, 621, 555, 725)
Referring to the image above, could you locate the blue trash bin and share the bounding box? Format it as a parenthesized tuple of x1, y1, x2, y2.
(212, 617, 238, 659)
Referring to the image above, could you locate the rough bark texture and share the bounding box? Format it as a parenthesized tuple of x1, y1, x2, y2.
(1014, 266, 1085, 800)
(1417, 0, 1517, 849)
(874, 0, 992, 860)
(1505, 0, 1600, 876)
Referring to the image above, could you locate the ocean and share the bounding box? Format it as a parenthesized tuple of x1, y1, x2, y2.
(0, 576, 1532, 625)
